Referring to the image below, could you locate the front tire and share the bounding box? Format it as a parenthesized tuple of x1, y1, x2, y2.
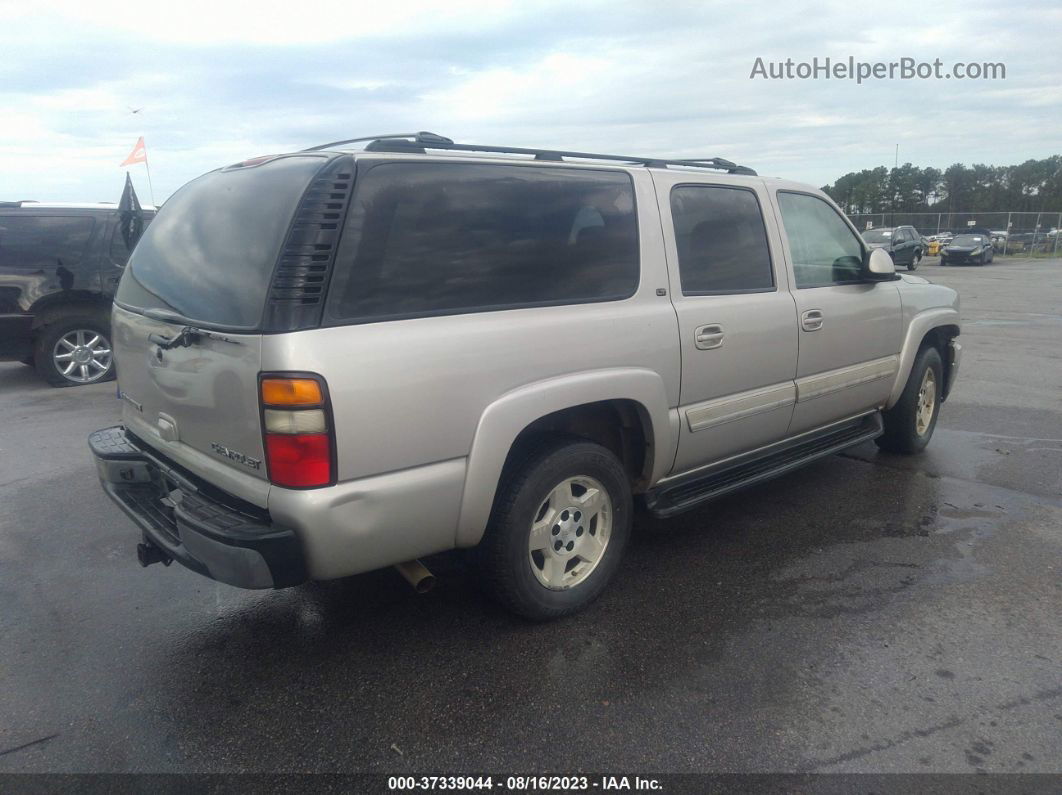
(875, 346, 943, 454)
(33, 314, 115, 387)
(908, 251, 921, 271)
(478, 437, 632, 620)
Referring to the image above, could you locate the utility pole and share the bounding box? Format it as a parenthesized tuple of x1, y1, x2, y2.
(890, 144, 898, 227)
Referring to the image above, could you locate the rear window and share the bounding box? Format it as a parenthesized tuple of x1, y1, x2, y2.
(325, 162, 639, 323)
(0, 216, 96, 270)
(116, 156, 327, 327)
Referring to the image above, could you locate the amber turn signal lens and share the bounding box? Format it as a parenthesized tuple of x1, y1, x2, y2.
(261, 377, 323, 406)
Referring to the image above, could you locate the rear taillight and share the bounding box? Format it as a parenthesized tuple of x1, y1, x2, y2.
(260, 374, 334, 489)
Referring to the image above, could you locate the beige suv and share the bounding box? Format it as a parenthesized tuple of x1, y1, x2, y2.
(90, 132, 961, 619)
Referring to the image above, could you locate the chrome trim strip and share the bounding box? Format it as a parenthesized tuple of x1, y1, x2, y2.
(796, 355, 899, 403)
(685, 382, 796, 432)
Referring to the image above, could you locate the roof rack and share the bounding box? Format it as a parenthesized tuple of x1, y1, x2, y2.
(303, 131, 757, 176)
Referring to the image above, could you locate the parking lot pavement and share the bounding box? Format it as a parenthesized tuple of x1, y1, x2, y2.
(0, 258, 1059, 775)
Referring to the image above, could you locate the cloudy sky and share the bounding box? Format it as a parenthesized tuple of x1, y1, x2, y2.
(2, 0, 1059, 204)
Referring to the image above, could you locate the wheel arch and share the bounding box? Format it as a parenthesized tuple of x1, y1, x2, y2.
(455, 368, 677, 548)
(30, 294, 113, 330)
(886, 309, 960, 408)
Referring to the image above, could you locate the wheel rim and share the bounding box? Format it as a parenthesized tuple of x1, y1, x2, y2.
(52, 329, 112, 384)
(915, 367, 937, 436)
(528, 475, 613, 591)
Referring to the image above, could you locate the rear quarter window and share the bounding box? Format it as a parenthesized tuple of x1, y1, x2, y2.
(0, 215, 96, 270)
(325, 162, 639, 323)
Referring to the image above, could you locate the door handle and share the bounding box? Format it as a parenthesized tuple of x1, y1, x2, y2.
(801, 309, 824, 332)
(694, 324, 725, 350)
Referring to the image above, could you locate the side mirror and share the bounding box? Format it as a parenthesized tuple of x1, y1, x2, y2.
(866, 247, 896, 279)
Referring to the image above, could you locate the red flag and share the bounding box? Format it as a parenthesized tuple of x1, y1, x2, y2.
(120, 137, 147, 167)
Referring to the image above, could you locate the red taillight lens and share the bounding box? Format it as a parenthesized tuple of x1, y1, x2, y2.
(264, 433, 331, 488)
(260, 374, 334, 489)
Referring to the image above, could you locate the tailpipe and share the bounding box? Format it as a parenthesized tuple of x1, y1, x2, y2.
(394, 559, 435, 594)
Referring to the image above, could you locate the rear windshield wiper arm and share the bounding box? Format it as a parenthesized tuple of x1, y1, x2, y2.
(143, 310, 243, 349)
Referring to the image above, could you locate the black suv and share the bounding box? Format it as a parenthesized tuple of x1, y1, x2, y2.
(0, 202, 152, 386)
(860, 225, 924, 270)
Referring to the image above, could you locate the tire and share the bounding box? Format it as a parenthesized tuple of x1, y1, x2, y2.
(478, 436, 633, 620)
(908, 251, 921, 271)
(875, 346, 943, 454)
(977, 253, 986, 266)
(33, 313, 116, 387)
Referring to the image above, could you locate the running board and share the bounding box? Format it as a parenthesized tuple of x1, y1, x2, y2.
(644, 413, 884, 518)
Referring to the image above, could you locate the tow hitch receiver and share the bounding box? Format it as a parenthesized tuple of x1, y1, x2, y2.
(137, 540, 172, 568)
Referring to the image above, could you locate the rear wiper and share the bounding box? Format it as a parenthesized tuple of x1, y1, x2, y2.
(148, 327, 243, 349)
(142, 308, 244, 348)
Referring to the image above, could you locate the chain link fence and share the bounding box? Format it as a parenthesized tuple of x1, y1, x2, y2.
(847, 211, 1062, 256)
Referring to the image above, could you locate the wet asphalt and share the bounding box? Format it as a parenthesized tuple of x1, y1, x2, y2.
(0, 257, 1059, 775)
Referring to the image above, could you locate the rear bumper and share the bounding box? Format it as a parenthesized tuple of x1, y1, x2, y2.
(89, 426, 306, 589)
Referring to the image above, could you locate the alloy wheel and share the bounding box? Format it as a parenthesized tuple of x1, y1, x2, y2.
(915, 367, 937, 436)
(528, 476, 613, 590)
(52, 329, 113, 384)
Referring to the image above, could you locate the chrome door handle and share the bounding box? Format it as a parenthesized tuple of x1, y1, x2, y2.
(801, 310, 824, 332)
(694, 324, 725, 350)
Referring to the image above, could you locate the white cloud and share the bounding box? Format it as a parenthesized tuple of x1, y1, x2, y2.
(0, 0, 1058, 200)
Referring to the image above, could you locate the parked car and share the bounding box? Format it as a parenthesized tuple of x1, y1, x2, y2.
(989, 230, 1008, 252)
(89, 132, 962, 619)
(940, 233, 994, 265)
(860, 225, 924, 270)
(0, 202, 153, 385)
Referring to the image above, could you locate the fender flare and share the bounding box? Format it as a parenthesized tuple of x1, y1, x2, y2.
(455, 367, 677, 547)
(886, 308, 960, 408)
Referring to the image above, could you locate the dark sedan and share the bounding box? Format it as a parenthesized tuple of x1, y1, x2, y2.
(941, 234, 994, 266)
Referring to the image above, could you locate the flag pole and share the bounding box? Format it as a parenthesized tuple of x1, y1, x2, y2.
(143, 151, 156, 208)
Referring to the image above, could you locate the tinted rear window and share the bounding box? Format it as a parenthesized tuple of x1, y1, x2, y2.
(116, 156, 327, 327)
(325, 162, 638, 323)
(0, 216, 96, 270)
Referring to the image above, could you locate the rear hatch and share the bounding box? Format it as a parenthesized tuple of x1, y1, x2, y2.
(112, 153, 348, 506)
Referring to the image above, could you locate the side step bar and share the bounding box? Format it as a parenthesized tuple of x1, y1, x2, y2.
(644, 413, 884, 518)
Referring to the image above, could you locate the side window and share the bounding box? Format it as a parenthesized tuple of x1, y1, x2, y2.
(0, 216, 95, 270)
(776, 192, 865, 288)
(325, 163, 640, 322)
(670, 185, 774, 294)
(109, 214, 153, 265)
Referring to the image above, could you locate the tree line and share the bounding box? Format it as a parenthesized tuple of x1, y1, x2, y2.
(821, 156, 1062, 215)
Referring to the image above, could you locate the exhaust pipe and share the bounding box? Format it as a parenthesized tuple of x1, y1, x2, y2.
(394, 559, 436, 594)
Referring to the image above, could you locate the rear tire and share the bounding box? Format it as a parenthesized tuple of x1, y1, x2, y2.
(478, 437, 632, 620)
(33, 314, 116, 387)
(875, 346, 943, 454)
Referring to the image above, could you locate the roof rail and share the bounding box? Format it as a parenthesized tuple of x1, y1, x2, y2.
(302, 131, 757, 176)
